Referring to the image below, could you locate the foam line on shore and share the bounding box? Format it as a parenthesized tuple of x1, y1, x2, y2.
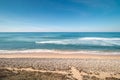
(0, 49, 120, 55)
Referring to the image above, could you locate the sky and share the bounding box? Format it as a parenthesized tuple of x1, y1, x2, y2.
(0, 0, 120, 32)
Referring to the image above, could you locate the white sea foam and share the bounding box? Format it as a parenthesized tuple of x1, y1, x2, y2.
(79, 37, 120, 40)
(79, 37, 120, 46)
(36, 41, 63, 44)
(0, 49, 119, 55)
(36, 37, 120, 46)
(0, 49, 53, 53)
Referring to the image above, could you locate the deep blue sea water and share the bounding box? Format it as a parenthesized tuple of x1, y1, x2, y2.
(0, 32, 120, 54)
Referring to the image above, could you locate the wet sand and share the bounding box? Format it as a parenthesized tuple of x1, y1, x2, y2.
(0, 52, 120, 59)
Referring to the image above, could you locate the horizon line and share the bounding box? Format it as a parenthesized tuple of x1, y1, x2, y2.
(0, 31, 119, 33)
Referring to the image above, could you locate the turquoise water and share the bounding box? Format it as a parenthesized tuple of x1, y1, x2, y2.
(0, 32, 120, 54)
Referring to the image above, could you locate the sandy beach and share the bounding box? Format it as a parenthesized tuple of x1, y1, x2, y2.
(0, 52, 120, 80)
(0, 51, 120, 59)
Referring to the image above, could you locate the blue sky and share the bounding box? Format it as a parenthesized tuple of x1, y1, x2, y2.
(0, 0, 120, 32)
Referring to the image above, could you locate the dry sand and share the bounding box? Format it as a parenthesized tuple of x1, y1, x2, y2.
(0, 52, 120, 80)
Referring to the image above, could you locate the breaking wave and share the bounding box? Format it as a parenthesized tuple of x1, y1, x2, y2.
(36, 37, 120, 46)
(79, 37, 120, 40)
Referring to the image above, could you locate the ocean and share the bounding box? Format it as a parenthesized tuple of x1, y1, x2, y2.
(0, 32, 120, 54)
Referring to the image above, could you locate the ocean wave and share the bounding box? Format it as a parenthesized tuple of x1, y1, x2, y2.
(36, 40, 68, 44)
(36, 37, 120, 46)
(79, 37, 120, 40)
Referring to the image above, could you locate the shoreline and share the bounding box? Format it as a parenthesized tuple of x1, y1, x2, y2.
(0, 49, 120, 55)
(0, 52, 120, 59)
